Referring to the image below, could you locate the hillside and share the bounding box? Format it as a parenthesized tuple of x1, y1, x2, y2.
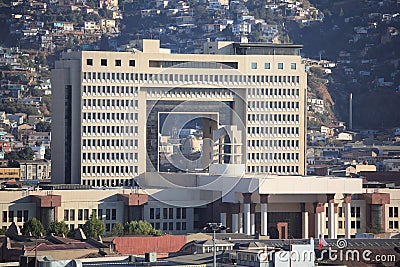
(288, 0, 400, 129)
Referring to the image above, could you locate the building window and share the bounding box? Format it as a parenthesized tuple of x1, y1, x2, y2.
(163, 208, 168, 219)
(169, 222, 173, 230)
(23, 210, 28, 222)
(278, 63, 283, 69)
(150, 208, 154, 219)
(17, 211, 22, 222)
(98, 209, 103, 220)
(70, 210, 75, 221)
(155, 208, 160, 219)
(163, 222, 168, 230)
(338, 221, 343, 228)
(169, 208, 173, 219)
(64, 210, 69, 221)
(8, 211, 13, 222)
(389, 207, 399, 217)
(251, 62, 257, 69)
(115, 59, 122, 66)
(78, 209, 83, 220)
(2, 211, 6, 222)
(264, 62, 270, 69)
(106, 209, 111, 220)
(291, 63, 297, 70)
(84, 209, 89, 220)
(101, 59, 107, 66)
(112, 209, 116, 220)
(87, 59, 93, 66)
(129, 60, 135, 67)
(177, 208, 181, 219)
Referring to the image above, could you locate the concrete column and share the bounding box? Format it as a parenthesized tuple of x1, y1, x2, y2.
(327, 194, 336, 239)
(315, 212, 321, 237)
(344, 194, 352, 238)
(244, 203, 251, 235)
(250, 213, 255, 235)
(261, 203, 268, 236)
(220, 213, 227, 227)
(302, 211, 309, 239)
(238, 213, 243, 233)
(232, 214, 238, 233)
(243, 193, 252, 235)
(260, 194, 269, 236)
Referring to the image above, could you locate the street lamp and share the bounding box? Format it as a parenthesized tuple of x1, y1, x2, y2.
(203, 223, 228, 267)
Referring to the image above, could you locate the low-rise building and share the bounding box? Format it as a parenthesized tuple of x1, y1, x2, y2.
(18, 159, 51, 180)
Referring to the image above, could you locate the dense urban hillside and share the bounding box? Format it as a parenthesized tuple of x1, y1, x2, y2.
(289, 0, 400, 129)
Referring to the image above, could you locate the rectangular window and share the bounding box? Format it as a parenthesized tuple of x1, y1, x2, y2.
(278, 63, 284, 69)
(78, 209, 83, 220)
(129, 60, 135, 67)
(8, 211, 13, 222)
(98, 209, 103, 220)
(115, 59, 122, 66)
(112, 209, 116, 220)
(101, 59, 107, 66)
(2, 211, 6, 222)
(64, 210, 69, 221)
(155, 208, 160, 219)
(251, 62, 257, 69)
(84, 209, 89, 220)
(163, 208, 168, 219)
(177, 208, 181, 219)
(23, 210, 28, 222)
(264, 62, 270, 69)
(169, 208, 173, 219)
(17, 210, 22, 222)
(182, 208, 186, 219)
(291, 63, 296, 70)
(150, 208, 154, 219)
(87, 59, 93, 66)
(169, 222, 173, 230)
(70, 210, 75, 221)
(106, 209, 111, 220)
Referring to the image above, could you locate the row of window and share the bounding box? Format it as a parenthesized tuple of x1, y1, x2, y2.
(247, 101, 300, 110)
(82, 152, 137, 161)
(337, 206, 361, 218)
(64, 208, 117, 221)
(2, 210, 28, 223)
(248, 127, 300, 136)
(86, 58, 135, 67)
(151, 221, 187, 231)
(248, 88, 300, 97)
(83, 112, 138, 121)
(248, 152, 300, 161)
(248, 126, 300, 136)
(82, 165, 138, 175)
(82, 178, 133, 187)
(82, 99, 138, 108)
(83, 85, 138, 95)
(82, 126, 138, 135)
(82, 139, 138, 149)
(248, 138, 300, 148)
(149, 207, 187, 220)
(247, 165, 299, 174)
(337, 220, 361, 229)
(82, 71, 300, 85)
(389, 220, 399, 229)
(251, 62, 297, 70)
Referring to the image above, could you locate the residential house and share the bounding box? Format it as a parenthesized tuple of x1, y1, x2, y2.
(17, 159, 51, 180)
(383, 159, 400, 172)
(27, 131, 51, 147)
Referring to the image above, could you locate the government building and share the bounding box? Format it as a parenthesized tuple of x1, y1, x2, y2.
(48, 40, 366, 239)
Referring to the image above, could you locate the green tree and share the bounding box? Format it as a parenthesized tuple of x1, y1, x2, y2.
(111, 222, 124, 236)
(17, 147, 35, 160)
(124, 220, 162, 236)
(35, 121, 51, 132)
(23, 218, 45, 237)
(82, 211, 105, 238)
(48, 221, 69, 236)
